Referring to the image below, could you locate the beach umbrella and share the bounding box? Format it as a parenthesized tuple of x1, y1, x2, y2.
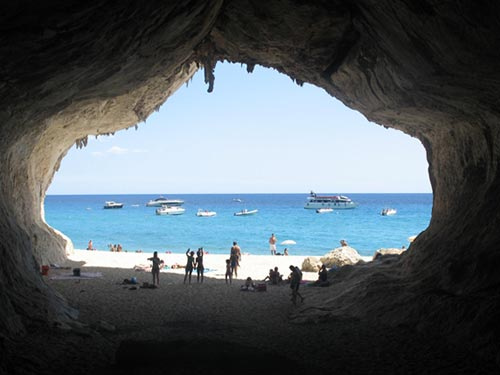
(408, 235, 417, 243)
(281, 239, 296, 245)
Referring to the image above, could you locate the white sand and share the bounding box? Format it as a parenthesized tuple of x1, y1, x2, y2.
(67, 249, 319, 281)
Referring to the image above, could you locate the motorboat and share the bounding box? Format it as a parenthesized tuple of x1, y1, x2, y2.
(316, 208, 334, 214)
(103, 201, 123, 209)
(304, 191, 358, 209)
(234, 209, 258, 216)
(381, 208, 397, 216)
(196, 209, 217, 217)
(232, 198, 243, 202)
(146, 196, 184, 207)
(155, 205, 185, 215)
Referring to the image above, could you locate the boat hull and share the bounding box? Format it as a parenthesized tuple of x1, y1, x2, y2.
(156, 207, 185, 215)
(305, 202, 358, 209)
(234, 209, 258, 216)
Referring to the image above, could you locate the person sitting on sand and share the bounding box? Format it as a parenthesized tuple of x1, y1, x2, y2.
(241, 277, 255, 291)
(225, 259, 232, 284)
(184, 248, 195, 284)
(263, 269, 274, 283)
(147, 251, 164, 286)
(87, 240, 94, 251)
(313, 264, 330, 287)
(195, 247, 204, 283)
(284, 248, 289, 256)
(340, 239, 348, 247)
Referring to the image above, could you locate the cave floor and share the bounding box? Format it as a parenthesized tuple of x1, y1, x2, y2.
(4, 266, 496, 374)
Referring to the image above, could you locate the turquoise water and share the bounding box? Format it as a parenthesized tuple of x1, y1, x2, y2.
(44, 193, 432, 257)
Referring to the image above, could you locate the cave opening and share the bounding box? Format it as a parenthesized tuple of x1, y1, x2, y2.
(45, 62, 431, 257)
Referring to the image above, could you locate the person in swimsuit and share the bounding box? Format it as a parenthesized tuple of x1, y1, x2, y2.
(225, 259, 232, 284)
(195, 247, 205, 283)
(147, 251, 164, 286)
(184, 248, 195, 284)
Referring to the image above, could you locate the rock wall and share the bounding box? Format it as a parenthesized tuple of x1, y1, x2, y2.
(1, 0, 500, 366)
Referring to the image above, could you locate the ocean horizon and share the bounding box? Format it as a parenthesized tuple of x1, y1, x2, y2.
(44, 193, 432, 258)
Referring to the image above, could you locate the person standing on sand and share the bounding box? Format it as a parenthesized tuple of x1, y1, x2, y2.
(269, 233, 277, 255)
(147, 251, 163, 286)
(230, 241, 241, 278)
(225, 259, 232, 284)
(195, 247, 204, 283)
(184, 248, 195, 284)
(289, 265, 304, 305)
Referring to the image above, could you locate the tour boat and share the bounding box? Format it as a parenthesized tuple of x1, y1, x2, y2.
(146, 196, 184, 207)
(381, 208, 397, 216)
(155, 205, 185, 215)
(316, 208, 334, 214)
(304, 191, 358, 209)
(103, 201, 124, 209)
(234, 209, 258, 216)
(196, 209, 217, 217)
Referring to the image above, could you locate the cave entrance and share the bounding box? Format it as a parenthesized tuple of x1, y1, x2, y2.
(45, 63, 431, 259)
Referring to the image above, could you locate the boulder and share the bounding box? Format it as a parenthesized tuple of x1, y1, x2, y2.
(320, 247, 362, 268)
(301, 256, 321, 272)
(373, 248, 406, 261)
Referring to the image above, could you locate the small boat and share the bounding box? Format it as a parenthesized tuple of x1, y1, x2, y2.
(232, 198, 243, 203)
(304, 191, 358, 209)
(316, 208, 334, 214)
(155, 205, 185, 215)
(234, 209, 258, 216)
(196, 209, 217, 217)
(146, 196, 184, 207)
(104, 201, 124, 209)
(381, 208, 397, 216)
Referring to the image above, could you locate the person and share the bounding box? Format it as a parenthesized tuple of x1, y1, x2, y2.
(147, 251, 164, 286)
(230, 241, 241, 278)
(340, 239, 348, 247)
(184, 248, 195, 284)
(314, 264, 329, 287)
(269, 233, 277, 255)
(289, 265, 304, 305)
(283, 248, 289, 256)
(271, 266, 283, 285)
(225, 259, 232, 284)
(195, 247, 204, 283)
(263, 268, 274, 283)
(87, 240, 94, 251)
(241, 277, 255, 291)
(117, 244, 123, 252)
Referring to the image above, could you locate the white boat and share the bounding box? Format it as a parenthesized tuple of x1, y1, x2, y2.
(196, 209, 217, 217)
(103, 201, 123, 209)
(155, 205, 185, 215)
(146, 196, 184, 207)
(304, 191, 358, 209)
(381, 208, 397, 216)
(232, 198, 243, 202)
(234, 209, 258, 216)
(316, 208, 334, 214)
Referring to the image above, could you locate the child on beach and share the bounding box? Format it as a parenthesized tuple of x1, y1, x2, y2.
(225, 259, 232, 284)
(147, 251, 164, 286)
(195, 247, 204, 283)
(184, 248, 195, 284)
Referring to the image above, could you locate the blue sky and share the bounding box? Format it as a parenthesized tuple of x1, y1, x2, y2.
(47, 63, 431, 194)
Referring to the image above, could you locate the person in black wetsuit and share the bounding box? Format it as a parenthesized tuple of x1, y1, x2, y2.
(195, 247, 205, 283)
(184, 248, 195, 284)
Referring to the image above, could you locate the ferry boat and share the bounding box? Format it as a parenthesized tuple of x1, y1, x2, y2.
(146, 196, 184, 207)
(155, 205, 185, 215)
(103, 201, 124, 209)
(304, 191, 358, 209)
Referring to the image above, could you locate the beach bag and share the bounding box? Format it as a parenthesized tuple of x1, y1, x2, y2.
(256, 283, 267, 292)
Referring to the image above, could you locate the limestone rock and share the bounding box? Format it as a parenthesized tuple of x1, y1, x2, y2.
(373, 248, 406, 261)
(301, 257, 320, 272)
(320, 247, 362, 268)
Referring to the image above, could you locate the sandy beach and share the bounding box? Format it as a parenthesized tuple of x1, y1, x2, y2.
(30, 249, 488, 374)
(65, 249, 319, 281)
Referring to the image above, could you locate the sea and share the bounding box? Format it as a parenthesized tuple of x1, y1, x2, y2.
(44, 193, 432, 258)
